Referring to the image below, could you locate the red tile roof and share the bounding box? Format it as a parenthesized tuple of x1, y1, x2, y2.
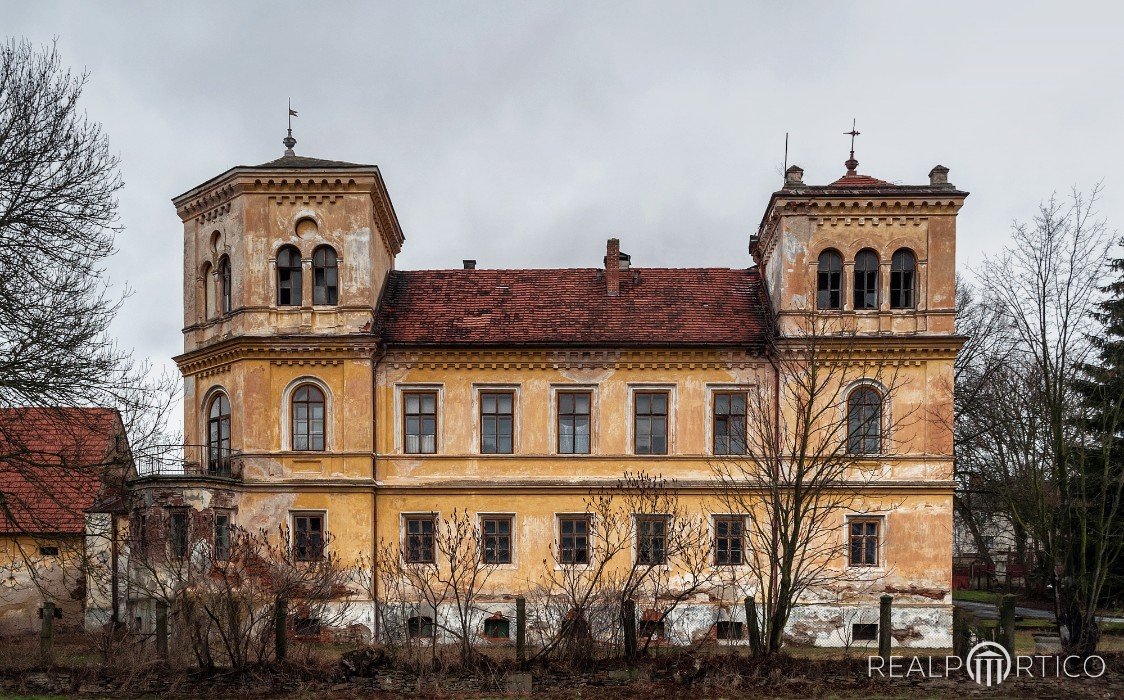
(375, 267, 770, 347)
(828, 173, 894, 188)
(0, 408, 127, 535)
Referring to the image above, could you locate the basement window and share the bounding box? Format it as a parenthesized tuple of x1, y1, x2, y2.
(483, 617, 510, 639)
(407, 615, 435, 638)
(716, 621, 744, 640)
(852, 623, 878, 641)
(639, 619, 665, 639)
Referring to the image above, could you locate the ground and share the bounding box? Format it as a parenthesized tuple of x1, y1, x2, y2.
(1, 629, 1123, 699)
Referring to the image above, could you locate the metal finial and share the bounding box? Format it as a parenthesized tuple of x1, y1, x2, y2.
(283, 99, 298, 156)
(844, 118, 860, 175)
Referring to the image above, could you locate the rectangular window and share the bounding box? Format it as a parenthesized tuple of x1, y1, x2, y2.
(713, 392, 747, 455)
(483, 617, 510, 638)
(557, 391, 591, 454)
(169, 512, 188, 558)
(407, 615, 434, 638)
(852, 623, 878, 641)
(480, 391, 514, 454)
(482, 516, 512, 564)
(639, 618, 665, 639)
(38, 546, 59, 556)
(295, 617, 322, 636)
(633, 391, 669, 455)
(716, 620, 744, 640)
(636, 515, 668, 565)
(293, 513, 325, 561)
(214, 513, 231, 561)
(404, 391, 438, 454)
(714, 516, 744, 565)
(849, 518, 880, 567)
(405, 516, 436, 564)
(558, 515, 590, 565)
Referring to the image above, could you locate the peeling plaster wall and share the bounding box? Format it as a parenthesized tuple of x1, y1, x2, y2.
(0, 535, 86, 634)
(129, 162, 966, 649)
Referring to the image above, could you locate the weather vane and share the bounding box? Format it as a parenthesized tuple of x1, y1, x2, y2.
(844, 118, 860, 175)
(283, 99, 298, 156)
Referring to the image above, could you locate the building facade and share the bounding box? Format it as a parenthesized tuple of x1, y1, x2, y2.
(125, 142, 965, 647)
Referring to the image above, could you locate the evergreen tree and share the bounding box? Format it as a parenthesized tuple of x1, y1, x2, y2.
(1072, 241, 1124, 609)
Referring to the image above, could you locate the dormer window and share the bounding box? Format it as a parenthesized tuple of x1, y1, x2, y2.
(277, 246, 302, 306)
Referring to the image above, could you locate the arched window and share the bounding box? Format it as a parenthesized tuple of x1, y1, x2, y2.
(201, 262, 213, 319)
(853, 249, 879, 310)
(816, 250, 843, 310)
(312, 246, 338, 305)
(890, 249, 916, 309)
(847, 387, 882, 455)
(277, 246, 302, 306)
(218, 256, 232, 314)
(207, 393, 232, 475)
(292, 384, 326, 451)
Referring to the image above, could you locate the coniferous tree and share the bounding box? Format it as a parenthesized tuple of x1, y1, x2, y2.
(1072, 242, 1124, 609)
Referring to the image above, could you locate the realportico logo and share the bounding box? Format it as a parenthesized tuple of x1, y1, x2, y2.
(965, 641, 1010, 687)
(868, 641, 1107, 687)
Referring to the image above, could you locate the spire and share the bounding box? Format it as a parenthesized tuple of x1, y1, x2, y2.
(844, 118, 860, 175)
(283, 99, 298, 156)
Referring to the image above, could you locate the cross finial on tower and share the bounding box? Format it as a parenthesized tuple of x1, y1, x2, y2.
(844, 118, 860, 175)
(283, 99, 298, 156)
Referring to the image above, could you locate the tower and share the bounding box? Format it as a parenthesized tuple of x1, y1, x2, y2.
(168, 133, 403, 559)
(753, 149, 966, 338)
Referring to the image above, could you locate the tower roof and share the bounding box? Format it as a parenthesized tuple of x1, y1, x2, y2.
(250, 154, 371, 169)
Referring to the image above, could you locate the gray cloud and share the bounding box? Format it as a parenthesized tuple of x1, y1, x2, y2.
(4, 0, 1122, 388)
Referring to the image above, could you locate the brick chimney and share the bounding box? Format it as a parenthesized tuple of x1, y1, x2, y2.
(605, 238, 621, 297)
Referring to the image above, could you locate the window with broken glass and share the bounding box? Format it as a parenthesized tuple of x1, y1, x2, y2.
(405, 516, 436, 563)
(558, 515, 590, 565)
(481, 516, 512, 564)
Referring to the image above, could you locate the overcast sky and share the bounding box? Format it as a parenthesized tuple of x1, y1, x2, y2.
(5, 2, 1123, 383)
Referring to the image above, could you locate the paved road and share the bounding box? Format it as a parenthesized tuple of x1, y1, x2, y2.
(954, 599, 1124, 624)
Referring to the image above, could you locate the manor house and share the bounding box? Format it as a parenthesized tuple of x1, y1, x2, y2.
(96, 135, 965, 647)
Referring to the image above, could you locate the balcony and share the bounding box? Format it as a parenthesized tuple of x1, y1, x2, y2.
(133, 444, 243, 480)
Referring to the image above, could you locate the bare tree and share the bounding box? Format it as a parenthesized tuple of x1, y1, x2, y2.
(374, 509, 500, 666)
(974, 187, 1117, 653)
(106, 520, 356, 669)
(712, 311, 911, 654)
(0, 39, 178, 545)
(0, 38, 127, 411)
(950, 279, 1017, 574)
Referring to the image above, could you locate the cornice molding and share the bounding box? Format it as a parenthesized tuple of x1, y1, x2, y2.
(176, 335, 378, 375)
(381, 347, 767, 371)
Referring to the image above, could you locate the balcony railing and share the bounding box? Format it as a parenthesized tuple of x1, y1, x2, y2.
(133, 444, 243, 479)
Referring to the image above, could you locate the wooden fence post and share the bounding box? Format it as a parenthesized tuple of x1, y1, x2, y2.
(622, 599, 637, 661)
(999, 594, 1017, 658)
(879, 595, 893, 662)
(39, 601, 55, 666)
(952, 606, 971, 658)
(155, 600, 169, 659)
(745, 596, 763, 655)
(515, 595, 527, 663)
(274, 598, 288, 662)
